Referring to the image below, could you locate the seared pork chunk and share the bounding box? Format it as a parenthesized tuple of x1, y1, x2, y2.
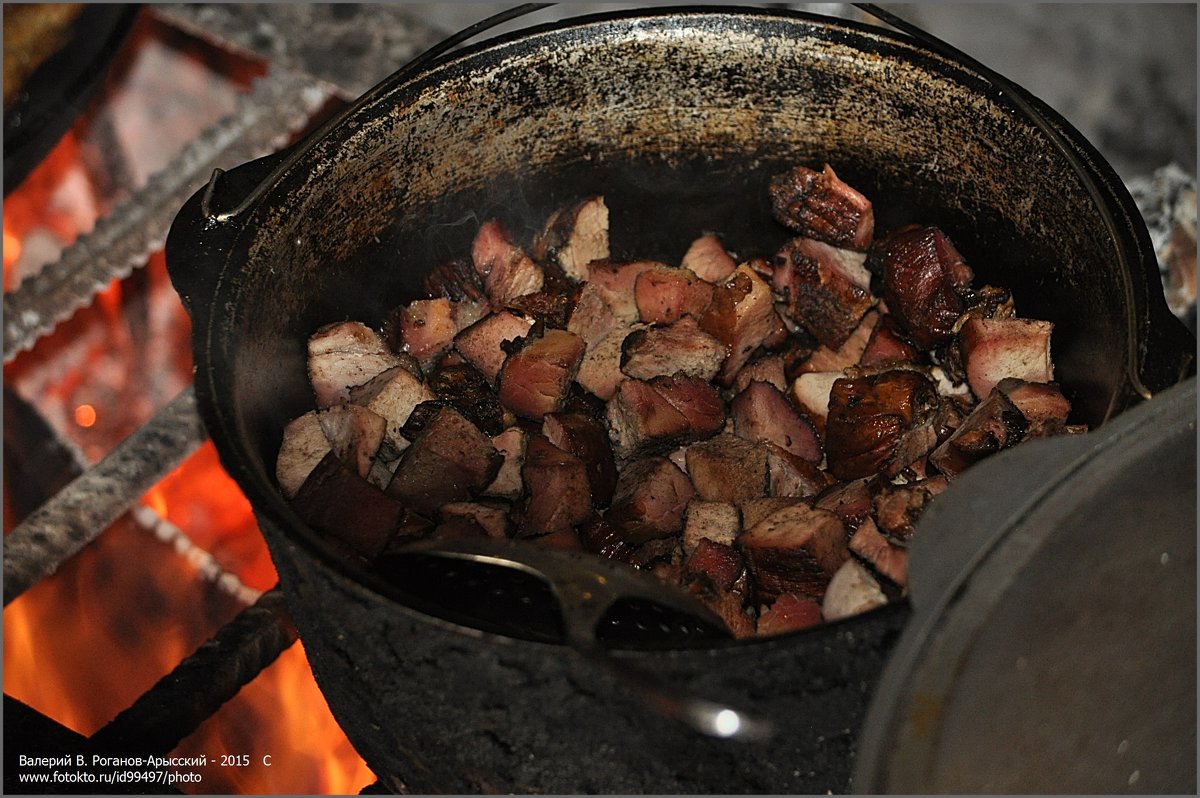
(308, 321, 403, 408)
(634, 265, 715, 325)
(483, 426, 528, 500)
(824, 370, 940, 480)
(821, 559, 888, 621)
(685, 433, 769, 503)
(738, 503, 848, 600)
(681, 233, 738, 283)
(385, 407, 501, 514)
(543, 411, 618, 506)
(292, 452, 409, 560)
(607, 456, 696, 544)
(699, 264, 778, 385)
(471, 219, 545, 304)
(768, 164, 874, 251)
(731, 380, 822, 463)
(587, 259, 663, 323)
(497, 328, 586, 420)
(620, 316, 726, 381)
(454, 309, 535, 384)
(774, 237, 875, 349)
(682, 500, 740, 553)
(928, 387, 1027, 478)
(959, 316, 1054, 399)
(519, 434, 593, 536)
(533, 195, 610, 281)
(872, 224, 974, 349)
(849, 517, 909, 588)
(757, 592, 824, 636)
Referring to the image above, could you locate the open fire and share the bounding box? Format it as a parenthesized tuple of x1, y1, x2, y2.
(4, 7, 374, 794)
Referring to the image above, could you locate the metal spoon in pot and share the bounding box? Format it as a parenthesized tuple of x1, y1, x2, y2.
(393, 536, 773, 742)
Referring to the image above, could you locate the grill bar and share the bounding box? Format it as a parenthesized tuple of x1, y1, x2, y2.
(2, 65, 333, 362)
(3, 387, 206, 605)
(88, 588, 298, 757)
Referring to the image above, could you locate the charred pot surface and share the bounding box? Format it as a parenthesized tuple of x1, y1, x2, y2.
(166, 7, 1194, 795)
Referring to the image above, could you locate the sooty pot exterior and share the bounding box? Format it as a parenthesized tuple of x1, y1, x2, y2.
(166, 8, 1195, 793)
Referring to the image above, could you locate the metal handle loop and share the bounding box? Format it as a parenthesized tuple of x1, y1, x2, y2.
(200, 3, 553, 224)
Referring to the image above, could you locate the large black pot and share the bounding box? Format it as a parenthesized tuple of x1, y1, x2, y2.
(166, 7, 1195, 793)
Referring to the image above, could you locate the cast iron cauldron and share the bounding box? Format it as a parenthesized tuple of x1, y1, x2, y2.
(166, 7, 1195, 793)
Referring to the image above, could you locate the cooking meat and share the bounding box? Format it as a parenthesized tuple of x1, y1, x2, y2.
(471, 219, 545, 304)
(872, 224, 974, 349)
(757, 592, 824, 636)
(685, 433, 769, 503)
(497, 328, 586, 419)
(699, 263, 778, 385)
(606, 456, 696, 544)
(824, 370, 940, 480)
(634, 265, 716, 325)
(308, 321, 404, 408)
(519, 434, 593, 536)
(682, 500, 740, 553)
(768, 164, 874, 251)
(620, 316, 726, 381)
(821, 559, 888, 622)
(385, 406, 501, 514)
(423, 256, 488, 303)
(848, 517, 908, 587)
(738, 503, 848, 601)
(543, 411, 618, 506)
(731, 380, 822, 463)
(958, 316, 1054, 399)
(280, 167, 1082, 639)
(587, 259, 663, 323)
(291, 452, 409, 560)
(454, 309, 536, 384)
(532, 195, 610, 281)
(928, 387, 1027, 478)
(774, 236, 875, 348)
(681, 232, 737, 283)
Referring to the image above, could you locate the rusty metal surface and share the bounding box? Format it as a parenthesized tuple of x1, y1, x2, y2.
(2, 387, 206, 605)
(1, 65, 332, 362)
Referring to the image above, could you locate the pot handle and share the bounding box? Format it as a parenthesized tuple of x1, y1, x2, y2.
(198, 3, 553, 225)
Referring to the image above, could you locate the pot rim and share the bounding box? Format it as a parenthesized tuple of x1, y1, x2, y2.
(177, 5, 1181, 651)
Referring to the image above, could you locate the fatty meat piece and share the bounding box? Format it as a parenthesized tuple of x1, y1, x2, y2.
(682, 500, 740, 553)
(730, 380, 823, 463)
(567, 282, 620, 347)
(607, 456, 696, 544)
(496, 328, 586, 419)
(423, 256, 488, 303)
(576, 322, 643, 401)
(733, 354, 788, 393)
(605, 378, 690, 460)
(768, 164, 874, 251)
(634, 265, 716, 325)
(350, 365, 437, 443)
(958, 316, 1054, 400)
(620, 316, 726, 381)
(774, 236, 875, 349)
(872, 224, 974, 349)
(308, 321, 403, 408)
(821, 559, 888, 621)
(680, 232, 738, 283)
(756, 593, 824, 636)
(543, 411, 618, 507)
(824, 370, 940, 480)
(699, 264, 778, 385)
(795, 306, 881, 375)
(995, 378, 1073, 437)
(738, 503, 849, 601)
(685, 433, 769, 503)
(453, 310, 535, 384)
(471, 219, 545, 304)
(276, 411, 332, 499)
(860, 313, 921, 367)
(532, 195, 610, 281)
(586, 259, 664, 323)
(765, 443, 834, 499)
(849, 517, 909, 588)
(928, 388, 1027, 478)
(483, 426, 528, 500)
(317, 403, 387, 480)
(440, 501, 512, 539)
(519, 434, 593, 536)
(789, 371, 841, 435)
(814, 478, 875, 530)
(647, 374, 726, 440)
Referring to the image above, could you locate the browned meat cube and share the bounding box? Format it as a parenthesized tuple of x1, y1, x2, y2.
(423, 256, 488, 303)
(765, 443, 834, 499)
(731, 380, 822, 463)
(519, 434, 593, 536)
(634, 266, 715, 325)
(505, 287, 581, 329)
(619, 316, 726, 382)
(385, 407, 501, 514)
(872, 224, 974, 349)
(453, 309, 536, 384)
(996, 378, 1073, 437)
(699, 264, 778, 385)
(587, 259, 664, 322)
(685, 433, 769, 503)
(391, 297, 487, 367)
(351, 365, 437, 444)
(738, 503, 848, 600)
(440, 501, 512, 539)
(821, 559, 888, 621)
(814, 478, 875, 530)
(605, 378, 689, 460)
(849, 517, 909, 587)
(928, 388, 1027, 478)
(497, 328, 586, 419)
(794, 306, 881, 375)
(277, 411, 332, 499)
(740, 497, 806, 531)
(308, 321, 403, 408)
(532, 195, 609, 281)
(756, 592, 824, 636)
(471, 219, 545, 304)
(567, 282, 620, 347)
(682, 500, 740, 553)
(774, 237, 875, 349)
(768, 164, 874, 251)
(649, 374, 727, 440)
(576, 322, 641, 401)
(681, 232, 737, 283)
(871, 484, 931, 544)
(426, 357, 508, 436)
(734, 355, 788, 393)
(860, 313, 921, 367)
(607, 456, 696, 544)
(579, 512, 638, 565)
(317, 403, 387, 479)
(789, 371, 841, 435)
(543, 411, 618, 506)
(959, 316, 1054, 400)
(824, 370, 940, 480)
(291, 452, 408, 560)
(683, 538, 746, 591)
